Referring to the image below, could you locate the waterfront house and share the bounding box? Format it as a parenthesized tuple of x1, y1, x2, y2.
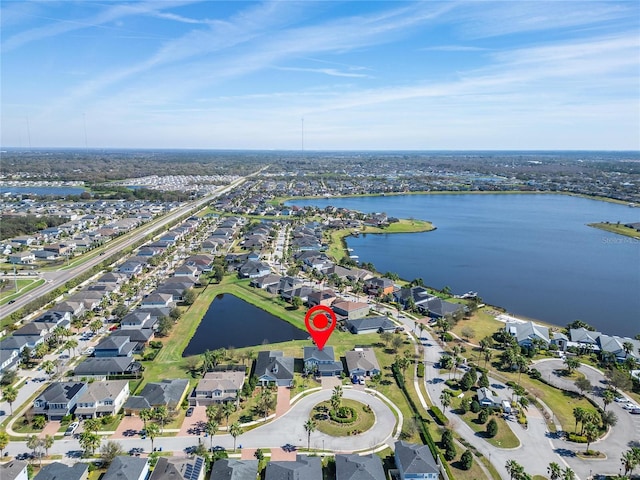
(250, 273, 282, 290)
(75, 380, 130, 418)
(331, 300, 370, 320)
(141, 292, 173, 308)
(303, 346, 344, 377)
(598, 334, 640, 362)
(103, 457, 149, 480)
(254, 351, 295, 387)
(364, 277, 395, 296)
(394, 440, 440, 480)
(335, 454, 386, 480)
(265, 455, 322, 480)
(569, 328, 602, 352)
(33, 381, 87, 420)
(505, 321, 549, 347)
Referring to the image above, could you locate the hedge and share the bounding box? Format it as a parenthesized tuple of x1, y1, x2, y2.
(430, 406, 448, 426)
(567, 433, 587, 443)
(329, 406, 357, 424)
(417, 363, 425, 378)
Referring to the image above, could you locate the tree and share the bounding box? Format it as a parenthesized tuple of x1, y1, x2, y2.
(380, 331, 393, 349)
(486, 418, 498, 437)
(84, 417, 101, 433)
(0, 430, 8, 457)
(461, 326, 475, 341)
(100, 440, 124, 465)
(71, 316, 84, 333)
(42, 434, 54, 457)
(27, 434, 41, 459)
(139, 408, 153, 429)
(606, 368, 632, 391)
(564, 356, 580, 374)
(440, 391, 452, 412)
(562, 468, 576, 480)
(183, 288, 197, 305)
(63, 338, 78, 357)
(89, 319, 103, 334)
(157, 316, 173, 336)
(460, 449, 473, 470)
(583, 422, 599, 452)
(572, 407, 585, 433)
(478, 372, 490, 388)
(505, 460, 524, 480)
(574, 377, 591, 395)
(41, 360, 56, 377)
(257, 389, 276, 419)
(598, 388, 614, 411)
(79, 431, 101, 454)
(600, 409, 617, 429)
(2, 386, 18, 415)
(621, 447, 640, 476)
(623, 341, 634, 357)
(483, 349, 493, 368)
(154, 405, 168, 432)
(222, 402, 236, 427)
(291, 296, 303, 309)
(204, 420, 218, 449)
(391, 334, 404, 352)
(304, 419, 317, 450)
(547, 462, 562, 480)
(146, 422, 160, 452)
(229, 422, 243, 451)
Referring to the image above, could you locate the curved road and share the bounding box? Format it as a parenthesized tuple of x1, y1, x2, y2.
(4, 389, 397, 458)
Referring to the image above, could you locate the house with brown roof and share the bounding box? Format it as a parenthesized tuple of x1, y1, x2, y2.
(331, 300, 370, 320)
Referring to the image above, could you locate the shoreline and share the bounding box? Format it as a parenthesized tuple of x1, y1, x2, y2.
(587, 222, 640, 240)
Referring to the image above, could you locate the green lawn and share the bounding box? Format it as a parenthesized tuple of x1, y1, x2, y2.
(587, 222, 640, 240)
(312, 399, 376, 437)
(0, 278, 46, 304)
(456, 409, 520, 449)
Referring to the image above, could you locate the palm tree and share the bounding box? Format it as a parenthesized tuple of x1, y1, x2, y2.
(572, 407, 585, 433)
(418, 323, 425, 340)
(483, 350, 493, 368)
(229, 421, 243, 451)
(2, 386, 18, 415)
(222, 402, 236, 427)
(562, 467, 576, 480)
(0, 431, 9, 457)
(621, 448, 639, 476)
(505, 460, 524, 480)
(42, 434, 54, 457)
(206, 404, 221, 423)
(145, 423, 160, 452)
(583, 422, 599, 452)
(304, 419, 317, 450)
(154, 405, 168, 433)
(547, 462, 562, 480)
(204, 420, 218, 450)
(139, 408, 153, 429)
(564, 356, 580, 374)
(623, 341, 634, 358)
(602, 389, 615, 411)
(41, 360, 56, 377)
(440, 391, 452, 412)
(89, 320, 102, 334)
(257, 389, 275, 419)
(64, 338, 78, 357)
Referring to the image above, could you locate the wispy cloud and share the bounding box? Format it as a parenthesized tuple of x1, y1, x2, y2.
(275, 66, 371, 78)
(420, 45, 488, 52)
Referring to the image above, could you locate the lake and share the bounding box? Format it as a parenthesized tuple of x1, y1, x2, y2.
(288, 194, 640, 337)
(182, 293, 308, 355)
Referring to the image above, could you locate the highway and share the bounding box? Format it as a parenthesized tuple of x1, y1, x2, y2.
(0, 178, 246, 323)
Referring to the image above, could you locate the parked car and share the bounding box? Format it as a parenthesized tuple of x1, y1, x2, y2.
(65, 422, 79, 436)
(186, 407, 194, 417)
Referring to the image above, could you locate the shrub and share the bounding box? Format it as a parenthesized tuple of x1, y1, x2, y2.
(444, 445, 456, 461)
(567, 433, 587, 443)
(149, 341, 163, 349)
(443, 332, 453, 342)
(486, 418, 498, 437)
(478, 409, 489, 424)
(430, 406, 448, 426)
(528, 368, 542, 380)
(329, 406, 357, 424)
(460, 450, 473, 470)
(470, 400, 481, 414)
(417, 363, 425, 378)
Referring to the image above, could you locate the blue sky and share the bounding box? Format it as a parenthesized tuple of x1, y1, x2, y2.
(1, 1, 638, 150)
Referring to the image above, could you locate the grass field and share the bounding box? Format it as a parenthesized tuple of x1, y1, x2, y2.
(0, 278, 45, 304)
(587, 222, 640, 240)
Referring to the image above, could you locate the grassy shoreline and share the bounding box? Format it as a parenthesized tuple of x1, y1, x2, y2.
(587, 222, 640, 240)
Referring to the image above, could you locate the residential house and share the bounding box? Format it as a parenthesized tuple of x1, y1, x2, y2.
(303, 346, 344, 377)
(73, 357, 140, 378)
(209, 459, 258, 480)
(569, 328, 602, 352)
(75, 380, 130, 418)
(254, 351, 295, 387)
(477, 387, 499, 408)
(281, 286, 315, 303)
(55, 300, 85, 317)
(345, 348, 381, 381)
(190, 369, 246, 406)
(307, 289, 337, 307)
(331, 301, 370, 320)
(103, 457, 149, 480)
(150, 456, 207, 480)
(174, 265, 199, 278)
(111, 328, 154, 352)
(124, 379, 190, 414)
(550, 332, 568, 351)
(345, 316, 397, 335)
(33, 310, 71, 325)
(35, 462, 88, 480)
(140, 293, 173, 308)
(250, 273, 282, 290)
(598, 335, 640, 362)
(505, 321, 550, 347)
(1, 461, 29, 480)
(364, 277, 395, 297)
(33, 250, 58, 260)
(0, 337, 22, 371)
(94, 336, 136, 357)
(33, 381, 87, 420)
(394, 440, 439, 480)
(335, 454, 385, 480)
(265, 455, 322, 480)
(8, 252, 35, 264)
(118, 261, 144, 277)
(121, 311, 154, 330)
(238, 260, 271, 279)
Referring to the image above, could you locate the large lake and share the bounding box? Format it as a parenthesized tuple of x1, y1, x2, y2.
(288, 194, 640, 337)
(182, 293, 308, 355)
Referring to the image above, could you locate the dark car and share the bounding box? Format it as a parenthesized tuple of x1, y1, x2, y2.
(186, 407, 194, 417)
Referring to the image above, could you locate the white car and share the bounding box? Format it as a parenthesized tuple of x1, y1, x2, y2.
(64, 422, 79, 436)
(622, 403, 639, 411)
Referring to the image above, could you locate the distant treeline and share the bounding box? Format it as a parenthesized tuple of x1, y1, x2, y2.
(88, 185, 187, 202)
(0, 215, 68, 241)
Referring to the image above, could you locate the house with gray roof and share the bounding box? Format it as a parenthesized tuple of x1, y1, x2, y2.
(191, 370, 245, 406)
(124, 378, 189, 414)
(394, 440, 439, 480)
(345, 316, 396, 335)
(94, 335, 136, 357)
(1, 460, 29, 480)
(505, 321, 549, 347)
(75, 380, 130, 418)
(103, 456, 149, 480)
(335, 454, 385, 480)
(598, 334, 640, 362)
(33, 381, 87, 420)
(345, 348, 381, 380)
(111, 328, 155, 351)
(254, 351, 295, 387)
(477, 387, 499, 407)
(150, 456, 206, 480)
(265, 455, 322, 480)
(303, 346, 344, 377)
(569, 328, 602, 351)
(74, 357, 140, 378)
(35, 462, 88, 480)
(209, 459, 258, 480)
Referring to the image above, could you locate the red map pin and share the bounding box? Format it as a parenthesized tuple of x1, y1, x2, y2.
(304, 305, 337, 351)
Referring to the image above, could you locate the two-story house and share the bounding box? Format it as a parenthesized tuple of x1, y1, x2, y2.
(75, 380, 130, 418)
(33, 382, 87, 420)
(303, 346, 344, 377)
(190, 370, 246, 406)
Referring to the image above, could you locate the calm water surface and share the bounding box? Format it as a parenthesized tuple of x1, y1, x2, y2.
(182, 294, 308, 355)
(289, 194, 640, 337)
